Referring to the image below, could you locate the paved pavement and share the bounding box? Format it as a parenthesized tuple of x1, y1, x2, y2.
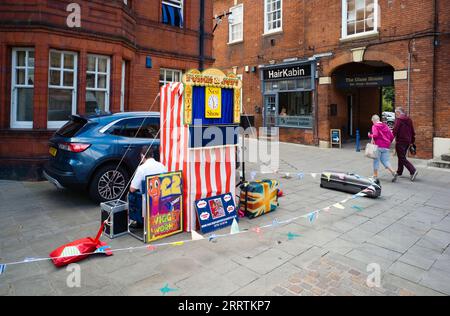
(1, 142, 449, 296)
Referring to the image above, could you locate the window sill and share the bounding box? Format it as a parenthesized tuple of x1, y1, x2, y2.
(340, 31, 379, 43)
(263, 29, 283, 37)
(276, 125, 313, 130)
(228, 40, 244, 46)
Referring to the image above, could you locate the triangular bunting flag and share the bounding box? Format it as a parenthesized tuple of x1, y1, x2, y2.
(230, 218, 240, 235)
(338, 173, 346, 180)
(172, 241, 184, 246)
(324, 172, 332, 181)
(311, 173, 318, 179)
(297, 172, 305, 180)
(250, 171, 257, 181)
(308, 212, 317, 223)
(147, 245, 157, 251)
(191, 231, 205, 241)
(208, 234, 218, 242)
(333, 203, 345, 210)
(323, 207, 331, 212)
(287, 232, 302, 240)
(352, 205, 364, 212)
(272, 219, 280, 227)
(251, 227, 262, 234)
(94, 246, 111, 254)
(0, 264, 6, 276)
(160, 283, 178, 296)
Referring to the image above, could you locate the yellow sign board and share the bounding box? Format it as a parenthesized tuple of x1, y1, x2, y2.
(205, 86, 222, 119)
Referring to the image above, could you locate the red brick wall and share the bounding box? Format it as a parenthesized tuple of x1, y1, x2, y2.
(435, 1, 450, 139)
(213, 0, 449, 158)
(0, 0, 214, 161)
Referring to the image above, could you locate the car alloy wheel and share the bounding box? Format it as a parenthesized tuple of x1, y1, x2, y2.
(97, 170, 126, 201)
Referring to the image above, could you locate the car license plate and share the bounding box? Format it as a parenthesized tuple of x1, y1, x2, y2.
(49, 147, 57, 157)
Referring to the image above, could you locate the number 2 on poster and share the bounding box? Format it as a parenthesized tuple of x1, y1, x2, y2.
(161, 175, 181, 197)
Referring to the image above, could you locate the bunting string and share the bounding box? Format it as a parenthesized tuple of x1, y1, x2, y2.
(0, 182, 370, 274)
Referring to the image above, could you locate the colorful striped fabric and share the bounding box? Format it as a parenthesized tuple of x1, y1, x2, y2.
(160, 83, 236, 231)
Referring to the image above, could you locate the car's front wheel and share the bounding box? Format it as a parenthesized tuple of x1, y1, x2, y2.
(89, 164, 130, 203)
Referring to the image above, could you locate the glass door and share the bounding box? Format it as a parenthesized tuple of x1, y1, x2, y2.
(264, 94, 277, 128)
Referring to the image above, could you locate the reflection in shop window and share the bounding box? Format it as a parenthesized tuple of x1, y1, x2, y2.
(11, 48, 34, 128)
(86, 55, 110, 115)
(277, 91, 313, 129)
(48, 50, 77, 129)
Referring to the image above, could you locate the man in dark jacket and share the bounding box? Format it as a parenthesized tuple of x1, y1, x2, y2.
(393, 107, 418, 181)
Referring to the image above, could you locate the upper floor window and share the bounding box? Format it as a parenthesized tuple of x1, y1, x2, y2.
(11, 48, 34, 128)
(159, 68, 183, 87)
(162, 0, 183, 28)
(229, 4, 244, 43)
(342, 0, 378, 39)
(264, 0, 282, 34)
(86, 54, 111, 115)
(48, 50, 78, 129)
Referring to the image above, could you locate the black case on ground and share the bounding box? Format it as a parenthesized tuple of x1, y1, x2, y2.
(320, 171, 381, 198)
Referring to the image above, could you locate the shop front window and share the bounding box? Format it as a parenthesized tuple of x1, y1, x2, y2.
(277, 91, 313, 128)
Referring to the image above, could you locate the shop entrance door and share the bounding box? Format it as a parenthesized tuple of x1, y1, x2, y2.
(264, 94, 277, 129)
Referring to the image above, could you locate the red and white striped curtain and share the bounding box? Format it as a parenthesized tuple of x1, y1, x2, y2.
(160, 83, 236, 232)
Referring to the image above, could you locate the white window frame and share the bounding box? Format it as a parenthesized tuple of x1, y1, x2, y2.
(264, 0, 283, 35)
(162, 0, 184, 27)
(11, 48, 34, 129)
(120, 60, 126, 112)
(47, 50, 78, 129)
(341, 0, 379, 40)
(159, 68, 183, 86)
(86, 54, 111, 114)
(229, 4, 244, 44)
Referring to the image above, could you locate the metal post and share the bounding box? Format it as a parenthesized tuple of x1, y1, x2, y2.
(356, 129, 361, 152)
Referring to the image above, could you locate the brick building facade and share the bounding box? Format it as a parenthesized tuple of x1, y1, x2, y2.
(213, 0, 449, 159)
(0, 0, 213, 179)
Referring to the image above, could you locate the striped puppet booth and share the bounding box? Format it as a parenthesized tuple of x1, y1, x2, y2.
(160, 69, 242, 232)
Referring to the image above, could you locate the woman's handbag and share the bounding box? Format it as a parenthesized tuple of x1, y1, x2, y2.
(409, 144, 417, 156)
(365, 140, 379, 159)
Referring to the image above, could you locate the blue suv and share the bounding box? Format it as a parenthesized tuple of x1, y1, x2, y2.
(43, 112, 160, 203)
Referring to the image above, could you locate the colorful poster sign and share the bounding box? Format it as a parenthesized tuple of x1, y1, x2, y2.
(145, 171, 183, 243)
(195, 193, 238, 234)
(205, 86, 222, 119)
